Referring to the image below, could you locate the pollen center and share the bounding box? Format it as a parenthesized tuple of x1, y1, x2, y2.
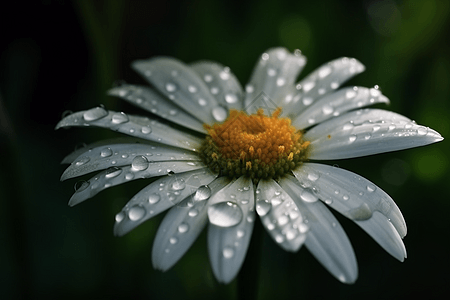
(200, 108, 310, 179)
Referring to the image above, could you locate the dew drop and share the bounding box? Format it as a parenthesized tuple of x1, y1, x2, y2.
(141, 126, 152, 134)
(346, 203, 373, 221)
(148, 194, 160, 204)
(128, 205, 146, 221)
(348, 135, 357, 143)
(322, 105, 333, 115)
(300, 189, 318, 203)
(256, 199, 271, 216)
(417, 126, 428, 135)
(165, 83, 177, 92)
(212, 106, 228, 122)
(261, 53, 269, 60)
(220, 70, 230, 80)
(171, 179, 186, 190)
(343, 195, 349, 201)
(302, 97, 313, 106)
(75, 157, 90, 166)
(318, 66, 332, 78)
(193, 185, 211, 201)
(346, 90, 356, 98)
(343, 122, 354, 130)
(169, 237, 178, 244)
(131, 155, 149, 171)
(100, 147, 112, 157)
(125, 173, 135, 180)
(364, 133, 372, 140)
(188, 209, 198, 217)
(198, 98, 207, 106)
(303, 81, 315, 92)
(115, 212, 125, 222)
(237, 229, 245, 238)
(366, 185, 376, 192)
(276, 78, 286, 86)
(83, 107, 108, 121)
(278, 215, 289, 226)
(105, 167, 122, 178)
(267, 68, 276, 76)
(188, 85, 197, 93)
(208, 202, 243, 227)
(330, 82, 339, 89)
(204, 74, 213, 82)
(307, 171, 320, 181)
(178, 223, 189, 233)
(111, 112, 129, 124)
(223, 247, 235, 258)
(225, 93, 238, 104)
(245, 85, 254, 93)
(373, 125, 381, 132)
(275, 234, 284, 243)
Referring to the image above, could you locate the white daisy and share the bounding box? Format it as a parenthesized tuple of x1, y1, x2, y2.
(57, 48, 443, 284)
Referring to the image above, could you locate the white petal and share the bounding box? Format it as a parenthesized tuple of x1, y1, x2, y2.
(114, 168, 217, 236)
(305, 109, 443, 160)
(283, 57, 365, 119)
(108, 84, 205, 133)
(256, 179, 307, 252)
(292, 162, 406, 238)
(207, 177, 255, 283)
(292, 86, 389, 129)
(190, 61, 244, 111)
(356, 212, 407, 261)
(132, 57, 228, 124)
(244, 48, 306, 114)
(56, 108, 203, 151)
(61, 143, 201, 181)
(68, 161, 206, 207)
(152, 176, 229, 271)
(280, 176, 358, 283)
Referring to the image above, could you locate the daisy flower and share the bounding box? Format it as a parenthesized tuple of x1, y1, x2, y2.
(57, 48, 443, 284)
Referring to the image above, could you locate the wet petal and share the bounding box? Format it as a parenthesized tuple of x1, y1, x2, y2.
(56, 108, 203, 151)
(132, 57, 228, 124)
(305, 108, 443, 160)
(61, 142, 200, 181)
(283, 57, 365, 119)
(190, 61, 244, 111)
(244, 48, 306, 114)
(256, 179, 307, 252)
(292, 162, 406, 238)
(108, 84, 205, 133)
(114, 168, 217, 236)
(280, 176, 358, 283)
(293, 86, 389, 129)
(152, 177, 229, 271)
(207, 177, 255, 284)
(69, 161, 206, 207)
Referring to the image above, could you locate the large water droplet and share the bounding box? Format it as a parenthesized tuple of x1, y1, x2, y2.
(300, 189, 318, 203)
(171, 179, 186, 190)
(178, 223, 189, 233)
(346, 203, 373, 221)
(278, 215, 289, 226)
(212, 106, 227, 122)
(111, 112, 129, 124)
(83, 107, 108, 121)
(208, 202, 243, 227)
(75, 157, 90, 166)
(105, 167, 122, 178)
(223, 247, 235, 258)
(256, 199, 271, 216)
(307, 171, 320, 181)
(165, 83, 177, 92)
(74, 180, 89, 192)
(193, 185, 211, 201)
(141, 126, 152, 134)
(417, 126, 428, 136)
(188, 209, 198, 217)
(131, 155, 149, 171)
(115, 212, 125, 222)
(100, 147, 113, 157)
(148, 194, 160, 204)
(128, 205, 146, 221)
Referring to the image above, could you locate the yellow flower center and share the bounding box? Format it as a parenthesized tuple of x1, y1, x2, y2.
(200, 108, 310, 179)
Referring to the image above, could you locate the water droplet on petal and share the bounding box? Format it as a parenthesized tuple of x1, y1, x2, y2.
(100, 147, 113, 157)
(303, 81, 315, 92)
(171, 180, 186, 190)
(115, 212, 125, 222)
(105, 167, 122, 178)
(300, 189, 318, 203)
(193, 185, 211, 201)
(256, 199, 271, 216)
(278, 215, 289, 226)
(208, 202, 243, 227)
(111, 112, 129, 124)
(267, 68, 276, 76)
(417, 126, 428, 135)
(307, 171, 320, 181)
(125, 173, 135, 180)
(366, 185, 376, 192)
(148, 194, 160, 204)
(276, 78, 286, 86)
(261, 53, 269, 60)
(188, 85, 197, 93)
(188, 209, 198, 217)
(83, 107, 108, 121)
(75, 157, 90, 166)
(165, 83, 177, 92)
(346, 203, 373, 220)
(223, 247, 235, 258)
(302, 97, 313, 106)
(212, 106, 227, 122)
(128, 205, 146, 221)
(178, 223, 189, 233)
(373, 125, 381, 132)
(169, 237, 178, 244)
(141, 126, 152, 134)
(348, 135, 357, 143)
(346, 90, 356, 98)
(131, 155, 149, 171)
(318, 66, 332, 78)
(322, 105, 334, 115)
(225, 93, 238, 104)
(237, 229, 245, 238)
(330, 82, 339, 89)
(198, 98, 207, 106)
(343, 122, 354, 130)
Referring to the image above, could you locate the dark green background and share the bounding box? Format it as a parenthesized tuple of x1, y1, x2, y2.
(1, 0, 449, 299)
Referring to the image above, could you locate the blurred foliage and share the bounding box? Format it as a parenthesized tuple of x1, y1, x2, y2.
(1, 0, 449, 299)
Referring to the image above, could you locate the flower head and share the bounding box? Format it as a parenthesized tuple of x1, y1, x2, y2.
(57, 48, 443, 284)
